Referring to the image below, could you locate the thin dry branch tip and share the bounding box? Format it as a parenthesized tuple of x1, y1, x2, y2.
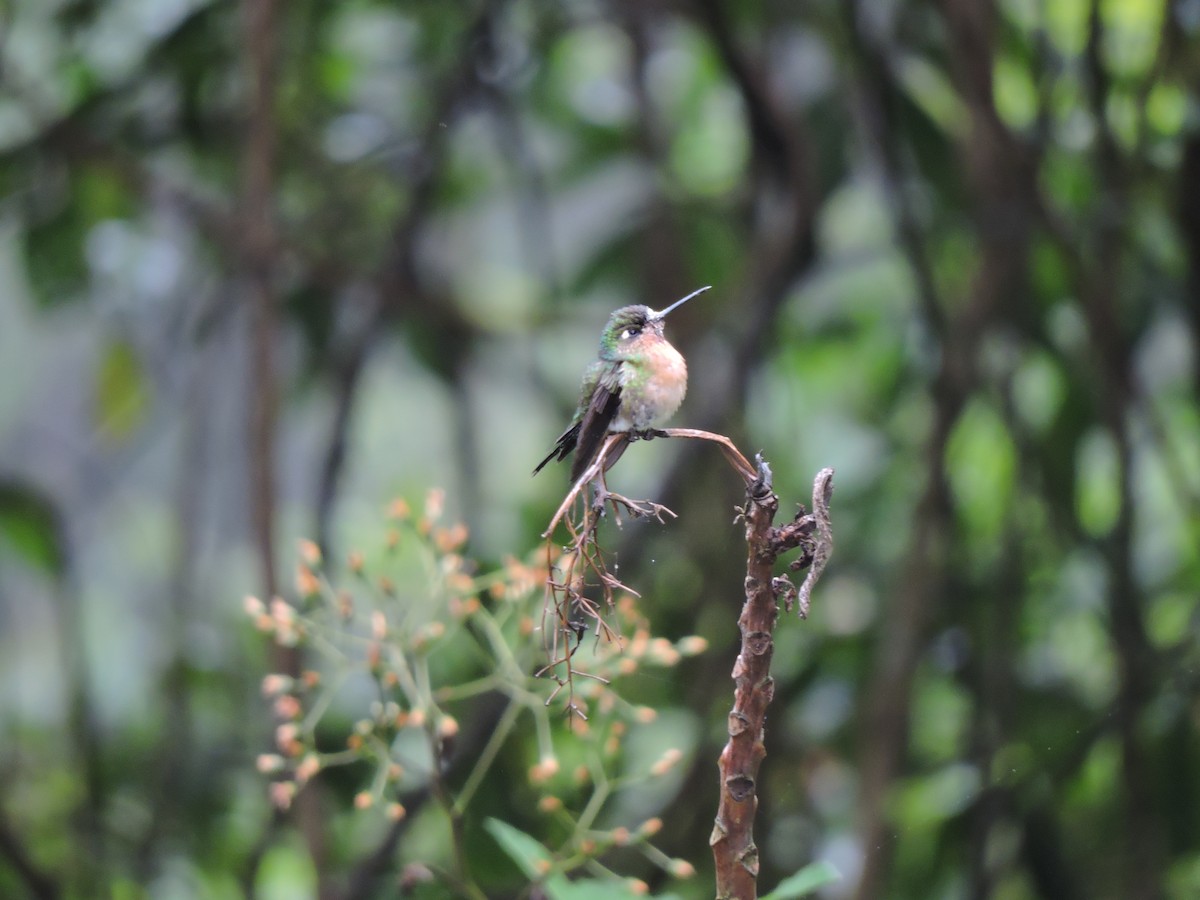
(796, 468, 834, 617)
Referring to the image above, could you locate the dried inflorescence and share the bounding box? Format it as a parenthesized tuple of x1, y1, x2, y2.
(248, 488, 708, 894)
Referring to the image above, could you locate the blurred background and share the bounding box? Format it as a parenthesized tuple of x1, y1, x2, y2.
(2, 0, 1199, 897)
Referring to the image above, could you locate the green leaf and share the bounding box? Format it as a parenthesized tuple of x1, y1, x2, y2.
(761, 860, 841, 899)
(890, 763, 981, 829)
(483, 820, 664, 900)
(993, 54, 1037, 129)
(22, 164, 135, 308)
(945, 400, 1016, 542)
(551, 881, 669, 900)
(1045, 0, 1089, 55)
(95, 340, 151, 440)
(0, 481, 65, 576)
(1075, 429, 1120, 537)
(254, 839, 317, 900)
(484, 818, 555, 881)
(670, 83, 749, 197)
(22, 193, 90, 308)
(895, 54, 968, 136)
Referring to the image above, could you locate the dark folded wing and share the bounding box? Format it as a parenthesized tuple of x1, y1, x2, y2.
(569, 382, 622, 482)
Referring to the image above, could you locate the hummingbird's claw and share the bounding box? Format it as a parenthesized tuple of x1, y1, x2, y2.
(627, 428, 670, 443)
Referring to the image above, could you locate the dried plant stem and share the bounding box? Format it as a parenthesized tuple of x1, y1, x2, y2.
(710, 463, 777, 899)
(540, 429, 758, 706)
(657, 427, 758, 481)
(712, 464, 834, 899)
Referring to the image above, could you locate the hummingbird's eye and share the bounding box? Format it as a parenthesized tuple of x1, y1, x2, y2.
(621, 327, 641, 340)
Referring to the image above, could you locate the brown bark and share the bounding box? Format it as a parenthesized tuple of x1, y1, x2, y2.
(712, 464, 832, 899)
(711, 476, 777, 900)
(237, 1, 334, 896)
(241, 0, 280, 608)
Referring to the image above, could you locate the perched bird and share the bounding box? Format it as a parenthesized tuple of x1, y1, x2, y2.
(534, 286, 710, 483)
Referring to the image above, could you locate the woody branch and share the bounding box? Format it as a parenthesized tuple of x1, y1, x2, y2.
(712, 462, 832, 899)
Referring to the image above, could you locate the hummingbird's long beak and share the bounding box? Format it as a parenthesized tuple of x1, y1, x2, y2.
(650, 285, 711, 321)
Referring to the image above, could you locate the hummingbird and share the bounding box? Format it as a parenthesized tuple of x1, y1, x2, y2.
(534, 286, 710, 483)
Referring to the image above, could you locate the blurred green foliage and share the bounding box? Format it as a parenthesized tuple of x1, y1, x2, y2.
(0, 0, 1198, 898)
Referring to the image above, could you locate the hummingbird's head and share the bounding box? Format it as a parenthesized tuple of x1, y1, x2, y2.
(597, 286, 711, 360)
(599, 305, 656, 359)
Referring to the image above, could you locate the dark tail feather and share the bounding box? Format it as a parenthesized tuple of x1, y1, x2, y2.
(532, 422, 580, 475)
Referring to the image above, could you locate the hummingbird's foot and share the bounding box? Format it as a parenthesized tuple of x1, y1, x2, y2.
(629, 428, 671, 442)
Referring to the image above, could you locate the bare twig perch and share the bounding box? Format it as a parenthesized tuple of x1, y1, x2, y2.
(541, 427, 755, 538)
